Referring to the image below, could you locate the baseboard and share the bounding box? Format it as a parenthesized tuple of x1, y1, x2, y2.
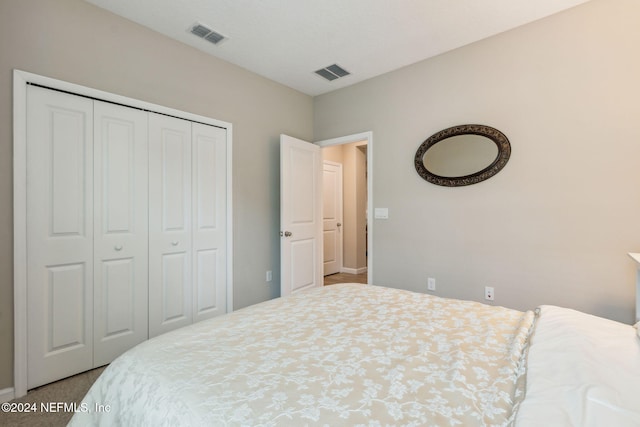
(341, 267, 368, 275)
(0, 387, 15, 403)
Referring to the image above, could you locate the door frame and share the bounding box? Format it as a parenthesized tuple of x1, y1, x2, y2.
(12, 70, 234, 399)
(317, 132, 373, 285)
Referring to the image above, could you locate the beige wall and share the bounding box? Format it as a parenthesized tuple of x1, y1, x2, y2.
(314, 0, 640, 323)
(322, 144, 344, 164)
(342, 143, 368, 271)
(0, 0, 312, 390)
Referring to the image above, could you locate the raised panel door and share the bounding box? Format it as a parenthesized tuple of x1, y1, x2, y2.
(192, 123, 227, 322)
(280, 135, 323, 296)
(323, 161, 343, 276)
(148, 113, 193, 337)
(26, 86, 94, 388)
(93, 101, 149, 365)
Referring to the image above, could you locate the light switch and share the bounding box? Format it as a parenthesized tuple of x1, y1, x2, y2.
(374, 208, 389, 219)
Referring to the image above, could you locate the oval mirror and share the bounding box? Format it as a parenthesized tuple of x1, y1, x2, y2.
(414, 124, 511, 187)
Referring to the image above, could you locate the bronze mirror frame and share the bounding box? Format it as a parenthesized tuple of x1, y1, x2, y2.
(414, 124, 511, 187)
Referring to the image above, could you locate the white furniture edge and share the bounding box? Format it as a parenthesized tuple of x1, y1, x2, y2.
(13, 69, 234, 398)
(627, 253, 640, 322)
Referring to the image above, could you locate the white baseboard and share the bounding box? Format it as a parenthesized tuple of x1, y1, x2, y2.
(341, 267, 368, 275)
(0, 387, 15, 403)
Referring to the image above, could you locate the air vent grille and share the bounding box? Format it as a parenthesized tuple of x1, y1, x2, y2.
(315, 64, 351, 81)
(189, 23, 226, 45)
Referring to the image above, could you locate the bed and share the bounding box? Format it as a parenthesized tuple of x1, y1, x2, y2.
(69, 284, 640, 426)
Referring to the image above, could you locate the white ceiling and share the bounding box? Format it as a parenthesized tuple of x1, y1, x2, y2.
(84, 0, 591, 96)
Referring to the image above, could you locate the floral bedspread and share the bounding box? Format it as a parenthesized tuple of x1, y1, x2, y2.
(69, 284, 535, 426)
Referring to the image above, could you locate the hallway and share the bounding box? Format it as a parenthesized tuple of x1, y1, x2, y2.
(324, 271, 367, 286)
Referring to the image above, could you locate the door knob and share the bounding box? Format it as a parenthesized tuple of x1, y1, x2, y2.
(283, 231, 292, 237)
(337, 223, 342, 227)
(114, 245, 123, 251)
(171, 241, 179, 246)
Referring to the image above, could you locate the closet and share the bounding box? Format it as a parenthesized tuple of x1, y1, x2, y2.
(23, 84, 229, 389)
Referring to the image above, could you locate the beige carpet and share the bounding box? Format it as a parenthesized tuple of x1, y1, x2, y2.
(0, 366, 106, 427)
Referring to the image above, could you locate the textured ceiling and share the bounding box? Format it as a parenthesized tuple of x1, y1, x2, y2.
(84, 0, 591, 96)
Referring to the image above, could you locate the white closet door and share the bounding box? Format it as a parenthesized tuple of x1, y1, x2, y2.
(93, 101, 148, 366)
(192, 123, 227, 322)
(149, 113, 193, 337)
(26, 86, 94, 388)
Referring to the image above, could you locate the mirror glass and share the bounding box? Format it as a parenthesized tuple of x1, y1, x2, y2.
(423, 135, 498, 178)
(414, 124, 511, 187)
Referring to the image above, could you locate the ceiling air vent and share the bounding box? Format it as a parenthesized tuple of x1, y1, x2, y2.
(315, 64, 351, 81)
(189, 23, 226, 45)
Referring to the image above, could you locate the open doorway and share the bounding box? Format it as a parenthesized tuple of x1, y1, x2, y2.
(279, 131, 372, 297)
(321, 139, 369, 286)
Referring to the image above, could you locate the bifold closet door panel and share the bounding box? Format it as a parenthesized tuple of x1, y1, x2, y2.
(149, 113, 193, 338)
(192, 123, 227, 322)
(93, 101, 149, 366)
(26, 85, 94, 389)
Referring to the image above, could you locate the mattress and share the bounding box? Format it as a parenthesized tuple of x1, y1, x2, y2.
(69, 284, 535, 426)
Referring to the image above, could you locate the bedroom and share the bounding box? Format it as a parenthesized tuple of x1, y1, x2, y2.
(0, 0, 639, 420)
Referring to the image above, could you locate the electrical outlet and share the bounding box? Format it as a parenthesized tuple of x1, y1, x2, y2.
(484, 286, 494, 301)
(266, 270, 272, 282)
(427, 277, 436, 291)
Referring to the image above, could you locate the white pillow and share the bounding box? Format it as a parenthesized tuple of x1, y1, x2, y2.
(516, 306, 640, 427)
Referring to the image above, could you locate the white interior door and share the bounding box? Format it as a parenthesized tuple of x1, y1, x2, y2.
(148, 113, 193, 337)
(323, 161, 343, 276)
(93, 101, 148, 366)
(191, 123, 227, 322)
(26, 86, 94, 389)
(280, 135, 323, 296)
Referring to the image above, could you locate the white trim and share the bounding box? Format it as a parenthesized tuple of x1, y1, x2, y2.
(627, 253, 640, 322)
(13, 69, 234, 398)
(323, 160, 343, 166)
(13, 70, 28, 399)
(226, 126, 234, 312)
(316, 131, 373, 286)
(13, 70, 231, 129)
(341, 267, 368, 275)
(0, 387, 15, 404)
